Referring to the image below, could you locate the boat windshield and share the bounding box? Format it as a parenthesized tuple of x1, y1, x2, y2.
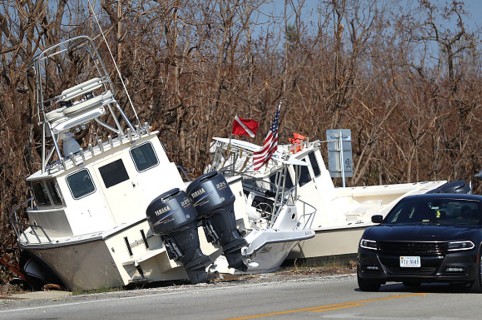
(384, 197, 482, 226)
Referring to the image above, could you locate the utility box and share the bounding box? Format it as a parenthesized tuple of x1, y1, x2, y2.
(326, 129, 353, 184)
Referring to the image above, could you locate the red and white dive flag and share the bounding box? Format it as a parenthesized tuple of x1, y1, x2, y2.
(232, 116, 258, 138)
(253, 102, 281, 171)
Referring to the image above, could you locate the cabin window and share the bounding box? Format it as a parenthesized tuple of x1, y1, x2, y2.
(67, 169, 96, 199)
(130, 142, 159, 172)
(31, 180, 63, 206)
(297, 159, 312, 187)
(269, 171, 294, 191)
(285, 172, 294, 189)
(308, 152, 321, 177)
(46, 179, 63, 205)
(31, 181, 51, 206)
(99, 159, 129, 188)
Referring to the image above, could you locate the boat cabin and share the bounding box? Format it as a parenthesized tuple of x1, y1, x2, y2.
(24, 132, 185, 241)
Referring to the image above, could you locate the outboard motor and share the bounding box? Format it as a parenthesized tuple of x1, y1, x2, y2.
(187, 171, 248, 271)
(428, 180, 471, 194)
(146, 188, 212, 284)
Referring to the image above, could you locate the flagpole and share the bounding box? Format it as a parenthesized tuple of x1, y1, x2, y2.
(227, 117, 235, 172)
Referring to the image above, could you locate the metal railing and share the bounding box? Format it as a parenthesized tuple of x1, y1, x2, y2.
(296, 198, 317, 230)
(9, 197, 52, 245)
(210, 141, 318, 230)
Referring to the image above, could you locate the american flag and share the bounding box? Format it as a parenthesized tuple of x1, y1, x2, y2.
(253, 103, 281, 171)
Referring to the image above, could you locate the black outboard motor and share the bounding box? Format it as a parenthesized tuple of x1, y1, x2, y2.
(146, 188, 212, 284)
(428, 180, 471, 194)
(187, 171, 248, 271)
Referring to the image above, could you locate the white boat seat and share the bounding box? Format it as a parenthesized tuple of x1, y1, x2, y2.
(48, 90, 114, 134)
(63, 90, 114, 116)
(51, 106, 106, 134)
(58, 77, 105, 102)
(45, 107, 66, 123)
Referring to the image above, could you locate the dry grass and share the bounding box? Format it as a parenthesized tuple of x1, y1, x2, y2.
(0, 283, 26, 298)
(276, 260, 357, 277)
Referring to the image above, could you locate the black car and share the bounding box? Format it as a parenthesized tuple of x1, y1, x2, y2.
(357, 193, 482, 292)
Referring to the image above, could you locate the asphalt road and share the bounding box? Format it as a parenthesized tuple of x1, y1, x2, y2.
(1, 273, 481, 319)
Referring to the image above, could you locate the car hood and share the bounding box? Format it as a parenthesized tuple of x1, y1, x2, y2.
(364, 224, 479, 242)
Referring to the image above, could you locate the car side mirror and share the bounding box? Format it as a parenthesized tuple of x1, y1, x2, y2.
(371, 215, 383, 223)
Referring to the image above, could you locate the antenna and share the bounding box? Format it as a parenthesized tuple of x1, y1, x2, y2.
(87, 0, 140, 125)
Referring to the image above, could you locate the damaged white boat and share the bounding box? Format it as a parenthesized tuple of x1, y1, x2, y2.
(208, 137, 471, 261)
(9, 36, 314, 291)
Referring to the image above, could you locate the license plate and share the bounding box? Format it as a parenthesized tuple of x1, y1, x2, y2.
(400, 256, 421, 268)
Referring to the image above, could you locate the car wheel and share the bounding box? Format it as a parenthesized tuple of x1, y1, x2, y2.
(468, 252, 482, 293)
(357, 273, 381, 292)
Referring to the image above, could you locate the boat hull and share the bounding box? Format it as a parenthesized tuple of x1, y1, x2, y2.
(287, 225, 368, 260)
(246, 240, 311, 273)
(22, 238, 124, 290)
(19, 220, 192, 291)
(213, 231, 314, 274)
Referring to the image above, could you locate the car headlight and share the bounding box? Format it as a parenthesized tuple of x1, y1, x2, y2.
(360, 239, 378, 250)
(447, 240, 475, 251)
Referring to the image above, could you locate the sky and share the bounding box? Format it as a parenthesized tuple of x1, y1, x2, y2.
(461, 0, 482, 29)
(257, 0, 482, 32)
(253, 0, 481, 56)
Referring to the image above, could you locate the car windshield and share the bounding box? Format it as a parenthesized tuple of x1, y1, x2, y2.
(384, 197, 482, 226)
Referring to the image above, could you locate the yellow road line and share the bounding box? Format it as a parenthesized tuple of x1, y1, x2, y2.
(226, 292, 426, 320)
